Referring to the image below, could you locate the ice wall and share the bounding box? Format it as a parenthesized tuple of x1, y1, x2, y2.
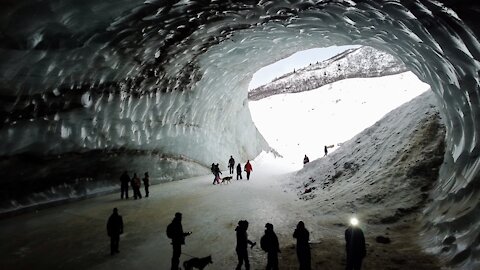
(0, 0, 479, 268)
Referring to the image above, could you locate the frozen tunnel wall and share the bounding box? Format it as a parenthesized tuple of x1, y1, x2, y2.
(0, 0, 479, 268)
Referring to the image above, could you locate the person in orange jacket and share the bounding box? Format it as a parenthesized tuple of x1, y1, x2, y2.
(244, 160, 253, 180)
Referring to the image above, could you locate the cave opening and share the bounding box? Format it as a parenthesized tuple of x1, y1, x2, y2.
(247, 46, 431, 169)
(0, 0, 479, 268)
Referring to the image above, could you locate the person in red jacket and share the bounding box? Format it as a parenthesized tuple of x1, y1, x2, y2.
(244, 160, 253, 180)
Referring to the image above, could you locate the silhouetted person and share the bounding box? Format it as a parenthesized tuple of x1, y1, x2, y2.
(120, 171, 130, 199)
(167, 212, 191, 270)
(229, 155, 235, 174)
(244, 160, 253, 180)
(345, 222, 366, 270)
(303, 155, 310, 165)
(213, 163, 221, 185)
(235, 220, 256, 270)
(107, 208, 123, 255)
(293, 221, 311, 270)
(131, 173, 142, 199)
(143, 172, 150, 197)
(211, 163, 216, 184)
(261, 223, 280, 270)
(324, 145, 328, 156)
(236, 163, 243, 180)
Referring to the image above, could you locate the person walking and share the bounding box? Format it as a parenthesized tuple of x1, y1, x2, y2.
(324, 145, 328, 156)
(106, 208, 123, 255)
(235, 220, 256, 270)
(120, 171, 130, 199)
(345, 218, 366, 270)
(213, 163, 222, 185)
(228, 155, 235, 174)
(244, 160, 253, 180)
(293, 221, 311, 270)
(142, 172, 150, 197)
(211, 163, 216, 184)
(166, 212, 192, 270)
(261, 223, 280, 270)
(236, 163, 243, 180)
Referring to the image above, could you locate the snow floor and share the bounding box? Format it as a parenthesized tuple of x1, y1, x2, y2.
(0, 155, 301, 270)
(0, 153, 440, 270)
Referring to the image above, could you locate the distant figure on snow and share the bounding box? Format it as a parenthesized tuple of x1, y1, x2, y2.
(131, 173, 142, 199)
(107, 208, 123, 255)
(293, 221, 311, 270)
(120, 171, 130, 199)
(236, 163, 243, 180)
(166, 212, 192, 270)
(228, 155, 235, 174)
(324, 145, 328, 156)
(211, 163, 216, 184)
(244, 160, 253, 180)
(261, 223, 280, 270)
(213, 163, 222, 185)
(235, 220, 256, 270)
(303, 155, 310, 165)
(345, 219, 366, 270)
(142, 172, 150, 197)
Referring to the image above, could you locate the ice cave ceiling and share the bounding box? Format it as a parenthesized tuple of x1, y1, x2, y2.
(0, 0, 479, 268)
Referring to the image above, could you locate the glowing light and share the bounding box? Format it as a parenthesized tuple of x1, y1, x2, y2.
(350, 217, 359, 226)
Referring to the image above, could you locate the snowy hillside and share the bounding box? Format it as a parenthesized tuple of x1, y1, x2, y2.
(248, 46, 407, 100)
(249, 71, 431, 167)
(288, 90, 444, 229)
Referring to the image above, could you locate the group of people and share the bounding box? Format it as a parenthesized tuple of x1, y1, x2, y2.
(107, 209, 366, 270)
(234, 220, 309, 270)
(163, 212, 366, 270)
(120, 171, 150, 199)
(211, 156, 254, 184)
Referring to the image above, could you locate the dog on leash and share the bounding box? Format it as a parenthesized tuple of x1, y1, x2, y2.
(183, 255, 213, 270)
(221, 176, 232, 184)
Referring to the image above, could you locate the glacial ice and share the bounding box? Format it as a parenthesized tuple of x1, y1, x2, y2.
(0, 0, 479, 268)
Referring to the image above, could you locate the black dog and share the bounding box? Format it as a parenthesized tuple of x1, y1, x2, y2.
(221, 176, 232, 184)
(183, 255, 213, 270)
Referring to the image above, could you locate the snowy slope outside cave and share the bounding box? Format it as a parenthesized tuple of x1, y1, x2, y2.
(249, 71, 430, 169)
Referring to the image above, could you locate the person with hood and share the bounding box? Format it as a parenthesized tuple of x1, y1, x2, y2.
(235, 220, 256, 270)
(228, 155, 235, 174)
(345, 218, 366, 270)
(261, 223, 280, 270)
(244, 160, 253, 180)
(120, 171, 130, 199)
(142, 172, 150, 197)
(293, 221, 311, 270)
(166, 212, 192, 270)
(236, 163, 243, 180)
(106, 208, 123, 255)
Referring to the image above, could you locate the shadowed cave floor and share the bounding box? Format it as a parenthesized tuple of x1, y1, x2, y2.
(0, 160, 441, 270)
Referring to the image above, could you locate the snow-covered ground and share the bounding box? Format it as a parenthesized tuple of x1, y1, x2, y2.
(249, 71, 430, 169)
(0, 85, 444, 269)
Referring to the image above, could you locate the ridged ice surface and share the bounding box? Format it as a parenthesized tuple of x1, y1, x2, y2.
(0, 0, 479, 268)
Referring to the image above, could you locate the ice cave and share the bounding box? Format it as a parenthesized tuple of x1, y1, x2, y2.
(0, 0, 479, 269)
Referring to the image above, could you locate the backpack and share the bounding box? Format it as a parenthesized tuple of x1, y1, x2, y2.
(260, 235, 268, 252)
(166, 222, 174, 239)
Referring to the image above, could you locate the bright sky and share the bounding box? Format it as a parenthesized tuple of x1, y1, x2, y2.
(248, 45, 360, 90)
